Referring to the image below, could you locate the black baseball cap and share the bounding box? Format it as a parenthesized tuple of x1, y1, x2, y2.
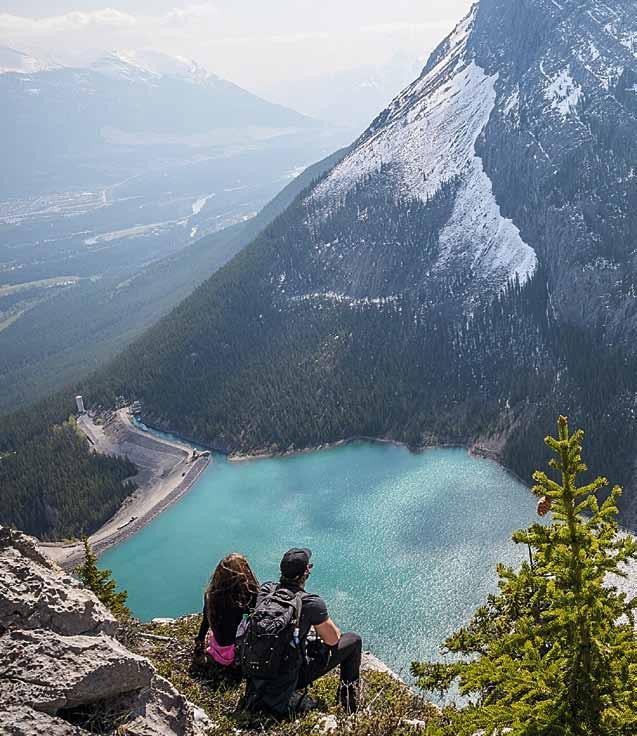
(280, 548, 312, 578)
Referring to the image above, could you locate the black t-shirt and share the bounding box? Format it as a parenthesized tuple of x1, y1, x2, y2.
(257, 581, 329, 641)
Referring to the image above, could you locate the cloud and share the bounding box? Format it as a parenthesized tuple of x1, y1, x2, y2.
(0, 9, 138, 36)
(0, 5, 222, 45)
(0, 1, 473, 88)
(159, 4, 218, 27)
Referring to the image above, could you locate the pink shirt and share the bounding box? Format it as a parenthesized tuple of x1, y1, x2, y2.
(207, 632, 236, 667)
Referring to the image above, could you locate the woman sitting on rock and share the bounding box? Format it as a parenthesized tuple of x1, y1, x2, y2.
(193, 553, 259, 672)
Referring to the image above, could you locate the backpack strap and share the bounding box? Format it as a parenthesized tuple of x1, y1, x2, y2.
(252, 582, 279, 613)
(291, 592, 303, 647)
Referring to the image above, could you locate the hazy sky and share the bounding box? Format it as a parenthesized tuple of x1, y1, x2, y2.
(0, 1, 473, 90)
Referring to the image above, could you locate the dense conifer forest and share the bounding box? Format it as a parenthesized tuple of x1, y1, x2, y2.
(0, 417, 136, 540)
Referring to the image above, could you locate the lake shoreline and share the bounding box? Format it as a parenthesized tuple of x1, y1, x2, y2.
(133, 414, 534, 500)
(139, 415, 520, 481)
(39, 409, 211, 569)
(41, 410, 529, 570)
(225, 435, 530, 488)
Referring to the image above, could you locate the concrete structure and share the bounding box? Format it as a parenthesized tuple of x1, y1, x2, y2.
(75, 395, 85, 415)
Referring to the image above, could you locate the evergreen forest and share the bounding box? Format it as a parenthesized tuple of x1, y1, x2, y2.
(0, 416, 136, 540)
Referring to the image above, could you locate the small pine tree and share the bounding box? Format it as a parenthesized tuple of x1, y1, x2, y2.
(75, 536, 131, 621)
(413, 416, 637, 736)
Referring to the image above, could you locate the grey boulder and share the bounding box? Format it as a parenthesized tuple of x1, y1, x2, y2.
(0, 545, 117, 637)
(0, 629, 154, 714)
(109, 674, 214, 736)
(0, 707, 91, 736)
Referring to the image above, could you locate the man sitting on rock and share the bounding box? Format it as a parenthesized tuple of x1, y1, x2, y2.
(241, 548, 362, 717)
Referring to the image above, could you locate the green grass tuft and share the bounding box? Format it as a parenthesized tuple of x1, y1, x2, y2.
(131, 615, 439, 735)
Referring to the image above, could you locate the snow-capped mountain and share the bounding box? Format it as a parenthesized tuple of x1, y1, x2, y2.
(0, 49, 318, 197)
(0, 46, 60, 74)
(92, 0, 637, 518)
(305, 0, 636, 320)
(311, 10, 537, 297)
(92, 50, 212, 84)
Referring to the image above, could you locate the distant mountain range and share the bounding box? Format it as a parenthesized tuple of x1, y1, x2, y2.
(0, 47, 320, 198)
(260, 54, 424, 132)
(0, 46, 62, 74)
(0, 47, 348, 412)
(79, 0, 637, 523)
(0, 146, 349, 412)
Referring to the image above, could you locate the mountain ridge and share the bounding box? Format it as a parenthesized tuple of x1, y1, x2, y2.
(0, 47, 316, 198)
(3, 0, 637, 532)
(0, 46, 60, 74)
(76, 0, 637, 524)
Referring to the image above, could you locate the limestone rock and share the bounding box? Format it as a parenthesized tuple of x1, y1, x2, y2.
(0, 629, 154, 714)
(402, 719, 429, 730)
(0, 707, 90, 736)
(0, 526, 54, 570)
(112, 674, 214, 736)
(361, 650, 403, 681)
(0, 545, 117, 637)
(0, 527, 214, 736)
(315, 714, 339, 734)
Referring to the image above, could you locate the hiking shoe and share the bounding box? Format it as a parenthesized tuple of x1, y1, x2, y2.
(338, 681, 359, 714)
(289, 691, 321, 716)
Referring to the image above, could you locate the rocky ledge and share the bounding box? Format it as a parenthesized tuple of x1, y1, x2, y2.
(0, 526, 211, 736)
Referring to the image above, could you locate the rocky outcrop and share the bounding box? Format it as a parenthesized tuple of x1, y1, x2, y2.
(0, 535, 117, 637)
(360, 651, 403, 681)
(1, 706, 91, 736)
(0, 526, 211, 736)
(1, 629, 154, 714)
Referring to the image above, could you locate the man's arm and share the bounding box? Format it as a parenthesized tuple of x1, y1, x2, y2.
(315, 618, 341, 647)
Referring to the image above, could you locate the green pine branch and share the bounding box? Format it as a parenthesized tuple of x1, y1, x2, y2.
(75, 536, 131, 622)
(413, 416, 637, 736)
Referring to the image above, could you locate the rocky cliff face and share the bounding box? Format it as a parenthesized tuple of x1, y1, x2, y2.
(309, 0, 637, 331)
(0, 526, 210, 736)
(471, 0, 637, 346)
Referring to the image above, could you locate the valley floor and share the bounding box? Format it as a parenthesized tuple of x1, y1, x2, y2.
(39, 408, 210, 567)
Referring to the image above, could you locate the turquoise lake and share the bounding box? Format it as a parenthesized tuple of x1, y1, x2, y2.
(101, 442, 536, 678)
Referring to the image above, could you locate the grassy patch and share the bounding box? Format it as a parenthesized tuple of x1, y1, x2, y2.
(132, 616, 439, 735)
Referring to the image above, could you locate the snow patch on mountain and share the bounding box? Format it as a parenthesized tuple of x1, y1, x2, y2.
(0, 47, 60, 75)
(545, 67, 583, 116)
(617, 32, 637, 58)
(311, 13, 473, 206)
(311, 10, 537, 289)
(92, 50, 212, 83)
(435, 66, 537, 285)
(503, 86, 520, 117)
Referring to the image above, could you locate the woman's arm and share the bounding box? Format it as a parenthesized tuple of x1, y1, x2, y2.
(195, 600, 209, 643)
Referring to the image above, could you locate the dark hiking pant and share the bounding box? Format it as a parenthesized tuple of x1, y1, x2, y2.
(298, 632, 362, 688)
(243, 633, 363, 716)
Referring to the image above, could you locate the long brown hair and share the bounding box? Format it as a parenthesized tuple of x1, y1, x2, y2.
(205, 553, 259, 629)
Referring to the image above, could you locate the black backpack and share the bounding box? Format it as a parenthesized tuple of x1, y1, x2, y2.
(237, 584, 305, 681)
